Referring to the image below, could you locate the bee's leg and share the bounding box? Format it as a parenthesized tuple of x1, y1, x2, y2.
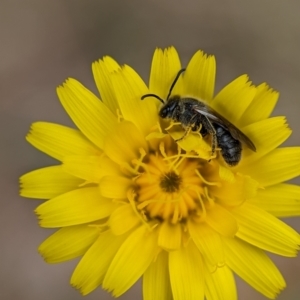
(175, 126, 192, 142)
(192, 116, 208, 137)
(199, 125, 208, 137)
(175, 114, 198, 142)
(202, 116, 217, 157)
(191, 116, 201, 132)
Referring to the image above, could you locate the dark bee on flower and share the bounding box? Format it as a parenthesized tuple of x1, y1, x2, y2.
(141, 68, 256, 166)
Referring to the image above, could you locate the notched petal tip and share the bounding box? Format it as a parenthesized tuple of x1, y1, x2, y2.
(57, 77, 77, 90)
(149, 46, 182, 100)
(184, 50, 216, 101)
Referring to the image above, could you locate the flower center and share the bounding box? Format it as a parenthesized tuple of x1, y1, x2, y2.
(133, 141, 219, 224)
(159, 172, 182, 193)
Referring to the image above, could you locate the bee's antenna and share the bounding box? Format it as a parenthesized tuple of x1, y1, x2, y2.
(141, 94, 165, 104)
(166, 68, 186, 100)
(141, 68, 186, 104)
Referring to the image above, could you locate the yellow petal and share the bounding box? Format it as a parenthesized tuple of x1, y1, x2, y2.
(204, 265, 237, 300)
(232, 203, 300, 257)
(57, 78, 118, 149)
(104, 121, 148, 164)
(109, 204, 140, 235)
(240, 83, 279, 127)
(92, 56, 121, 114)
(158, 222, 182, 251)
(112, 65, 157, 135)
(149, 47, 182, 100)
(38, 225, 99, 263)
(188, 221, 224, 269)
(143, 251, 172, 300)
(169, 241, 204, 300)
(218, 165, 235, 183)
(239, 116, 291, 166)
(173, 131, 211, 161)
(20, 166, 83, 199)
(211, 173, 259, 207)
(184, 50, 216, 101)
(36, 187, 115, 227)
(239, 147, 300, 186)
(100, 175, 132, 199)
(103, 225, 158, 297)
(71, 230, 127, 295)
(205, 204, 238, 237)
(211, 75, 256, 126)
(249, 183, 300, 217)
(26, 122, 100, 161)
(62, 155, 120, 183)
(223, 237, 286, 299)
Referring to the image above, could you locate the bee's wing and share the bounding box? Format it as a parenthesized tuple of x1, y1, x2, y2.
(193, 104, 256, 152)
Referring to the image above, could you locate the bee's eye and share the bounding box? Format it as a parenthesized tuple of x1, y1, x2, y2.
(159, 107, 168, 118)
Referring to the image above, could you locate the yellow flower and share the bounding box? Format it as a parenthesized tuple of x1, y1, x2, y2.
(20, 47, 300, 300)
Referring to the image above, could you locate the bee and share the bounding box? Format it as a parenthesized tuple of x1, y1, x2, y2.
(141, 68, 256, 166)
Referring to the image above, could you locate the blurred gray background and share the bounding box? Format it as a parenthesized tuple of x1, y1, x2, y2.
(1, 0, 300, 299)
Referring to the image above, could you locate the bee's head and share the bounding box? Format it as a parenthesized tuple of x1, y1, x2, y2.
(159, 96, 180, 119)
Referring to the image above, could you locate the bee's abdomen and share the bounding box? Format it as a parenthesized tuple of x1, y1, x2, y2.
(214, 125, 242, 166)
